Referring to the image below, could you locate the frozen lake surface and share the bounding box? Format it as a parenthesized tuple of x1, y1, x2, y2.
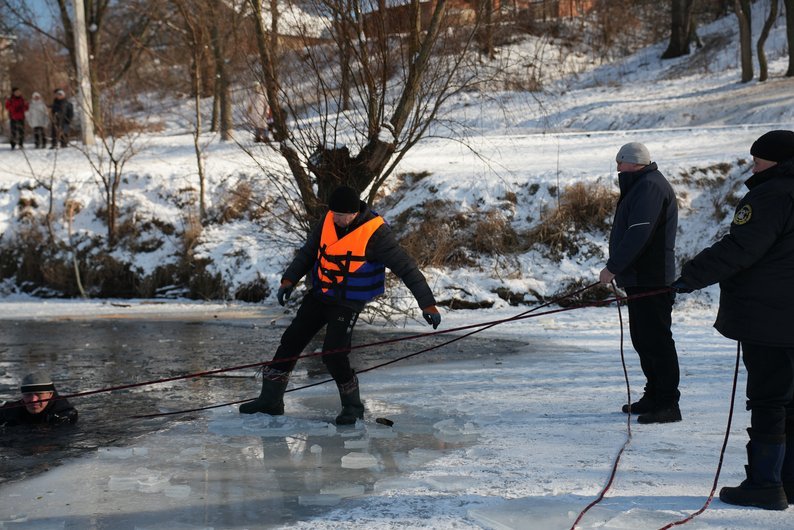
(0, 307, 525, 528)
(1, 299, 792, 529)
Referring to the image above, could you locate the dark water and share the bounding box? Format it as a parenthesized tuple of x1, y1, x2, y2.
(0, 315, 524, 486)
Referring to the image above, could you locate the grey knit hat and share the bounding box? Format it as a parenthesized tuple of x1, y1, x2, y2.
(20, 372, 55, 393)
(616, 142, 651, 166)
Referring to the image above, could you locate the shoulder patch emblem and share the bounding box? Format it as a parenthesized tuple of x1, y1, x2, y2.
(733, 204, 752, 225)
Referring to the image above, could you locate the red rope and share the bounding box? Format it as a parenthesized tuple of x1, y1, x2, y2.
(4, 285, 670, 416)
(655, 342, 741, 529)
(132, 281, 608, 418)
(569, 280, 633, 529)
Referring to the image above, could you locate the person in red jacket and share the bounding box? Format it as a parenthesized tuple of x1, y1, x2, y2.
(5, 87, 29, 150)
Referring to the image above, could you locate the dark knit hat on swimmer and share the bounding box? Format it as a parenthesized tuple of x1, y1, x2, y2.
(20, 372, 55, 393)
(750, 130, 794, 163)
(328, 186, 361, 213)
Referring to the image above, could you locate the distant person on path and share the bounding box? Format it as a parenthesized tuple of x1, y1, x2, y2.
(599, 142, 680, 424)
(5, 87, 28, 150)
(0, 372, 78, 427)
(673, 130, 794, 510)
(246, 82, 271, 143)
(239, 186, 441, 425)
(50, 89, 74, 149)
(26, 91, 49, 149)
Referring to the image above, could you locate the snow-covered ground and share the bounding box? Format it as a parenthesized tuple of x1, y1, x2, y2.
(2, 3, 794, 528)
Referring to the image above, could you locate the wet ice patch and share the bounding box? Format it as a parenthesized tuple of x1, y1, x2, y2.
(433, 418, 479, 443)
(208, 408, 332, 437)
(320, 483, 365, 498)
(298, 493, 341, 506)
(108, 467, 172, 494)
(96, 446, 149, 459)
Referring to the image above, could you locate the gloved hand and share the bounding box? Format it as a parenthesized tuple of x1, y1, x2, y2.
(422, 306, 441, 329)
(670, 278, 694, 294)
(277, 280, 294, 306)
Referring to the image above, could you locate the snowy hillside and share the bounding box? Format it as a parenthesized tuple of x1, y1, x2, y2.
(2, 4, 794, 529)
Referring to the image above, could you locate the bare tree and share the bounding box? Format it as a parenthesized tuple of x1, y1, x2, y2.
(172, 0, 210, 220)
(757, 0, 779, 82)
(77, 89, 145, 247)
(785, 0, 794, 76)
(248, 0, 482, 224)
(661, 0, 697, 59)
(478, 0, 495, 60)
(734, 0, 753, 82)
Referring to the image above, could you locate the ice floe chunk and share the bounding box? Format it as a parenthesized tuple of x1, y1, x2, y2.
(340, 452, 378, 469)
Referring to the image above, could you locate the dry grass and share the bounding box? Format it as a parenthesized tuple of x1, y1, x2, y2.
(527, 181, 617, 258)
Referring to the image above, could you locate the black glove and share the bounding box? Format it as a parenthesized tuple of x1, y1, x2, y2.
(422, 307, 441, 329)
(277, 282, 294, 306)
(670, 278, 694, 294)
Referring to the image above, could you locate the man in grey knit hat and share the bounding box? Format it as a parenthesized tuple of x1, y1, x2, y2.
(600, 142, 681, 424)
(0, 372, 78, 427)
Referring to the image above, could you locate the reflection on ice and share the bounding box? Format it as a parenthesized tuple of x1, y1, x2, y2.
(0, 396, 476, 528)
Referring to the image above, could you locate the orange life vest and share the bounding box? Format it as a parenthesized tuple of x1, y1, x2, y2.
(312, 212, 386, 302)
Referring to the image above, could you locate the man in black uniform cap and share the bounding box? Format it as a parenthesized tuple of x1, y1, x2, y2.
(674, 130, 794, 510)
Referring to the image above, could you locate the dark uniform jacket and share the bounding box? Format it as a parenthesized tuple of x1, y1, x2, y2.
(607, 163, 678, 287)
(51, 98, 74, 128)
(0, 392, 78, 427)
(283, 202, 436, 312)
(681, 159, 794, 347)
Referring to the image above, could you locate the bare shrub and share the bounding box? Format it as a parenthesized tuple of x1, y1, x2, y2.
(528, 181, 617, 257)
(217, 181, 254, 224)
(470, 211, 522, 255)
(396, 201, 476, 269)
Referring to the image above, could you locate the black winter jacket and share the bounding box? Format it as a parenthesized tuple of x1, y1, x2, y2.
(283, 202, 436, 312)
(680, 159, 794, 347)
(0, 392, 78, 427)
(607, 163, 678, 287)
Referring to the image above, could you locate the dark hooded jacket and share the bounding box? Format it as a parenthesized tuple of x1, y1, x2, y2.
(0, 391, 78, 427)
(680, 159, 794, 346)
(282, 201, 436, 312)
(607, 163, 678, 287)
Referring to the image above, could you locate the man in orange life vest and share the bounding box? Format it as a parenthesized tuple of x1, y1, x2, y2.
(240, 186, 441, 425)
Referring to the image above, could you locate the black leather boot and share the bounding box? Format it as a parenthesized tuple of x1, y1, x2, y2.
(719, 429, 788, 510)
(239, 369, 289, 415)
(335, 375, 364, 425)
(622, 394, 656, 414)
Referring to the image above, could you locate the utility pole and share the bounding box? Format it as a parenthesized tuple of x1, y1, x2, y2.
(73, 0, 95, 145)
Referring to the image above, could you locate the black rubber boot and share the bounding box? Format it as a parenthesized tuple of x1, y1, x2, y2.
(783, 417, 794, 504)
(239, 369, 289, 415)
(719, 429, 788, 510)
(335, 375, 364, 426)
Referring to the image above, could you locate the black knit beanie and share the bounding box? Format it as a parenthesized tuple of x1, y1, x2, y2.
(750, 130, 794, 163)
(328, 186, 361, 214)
